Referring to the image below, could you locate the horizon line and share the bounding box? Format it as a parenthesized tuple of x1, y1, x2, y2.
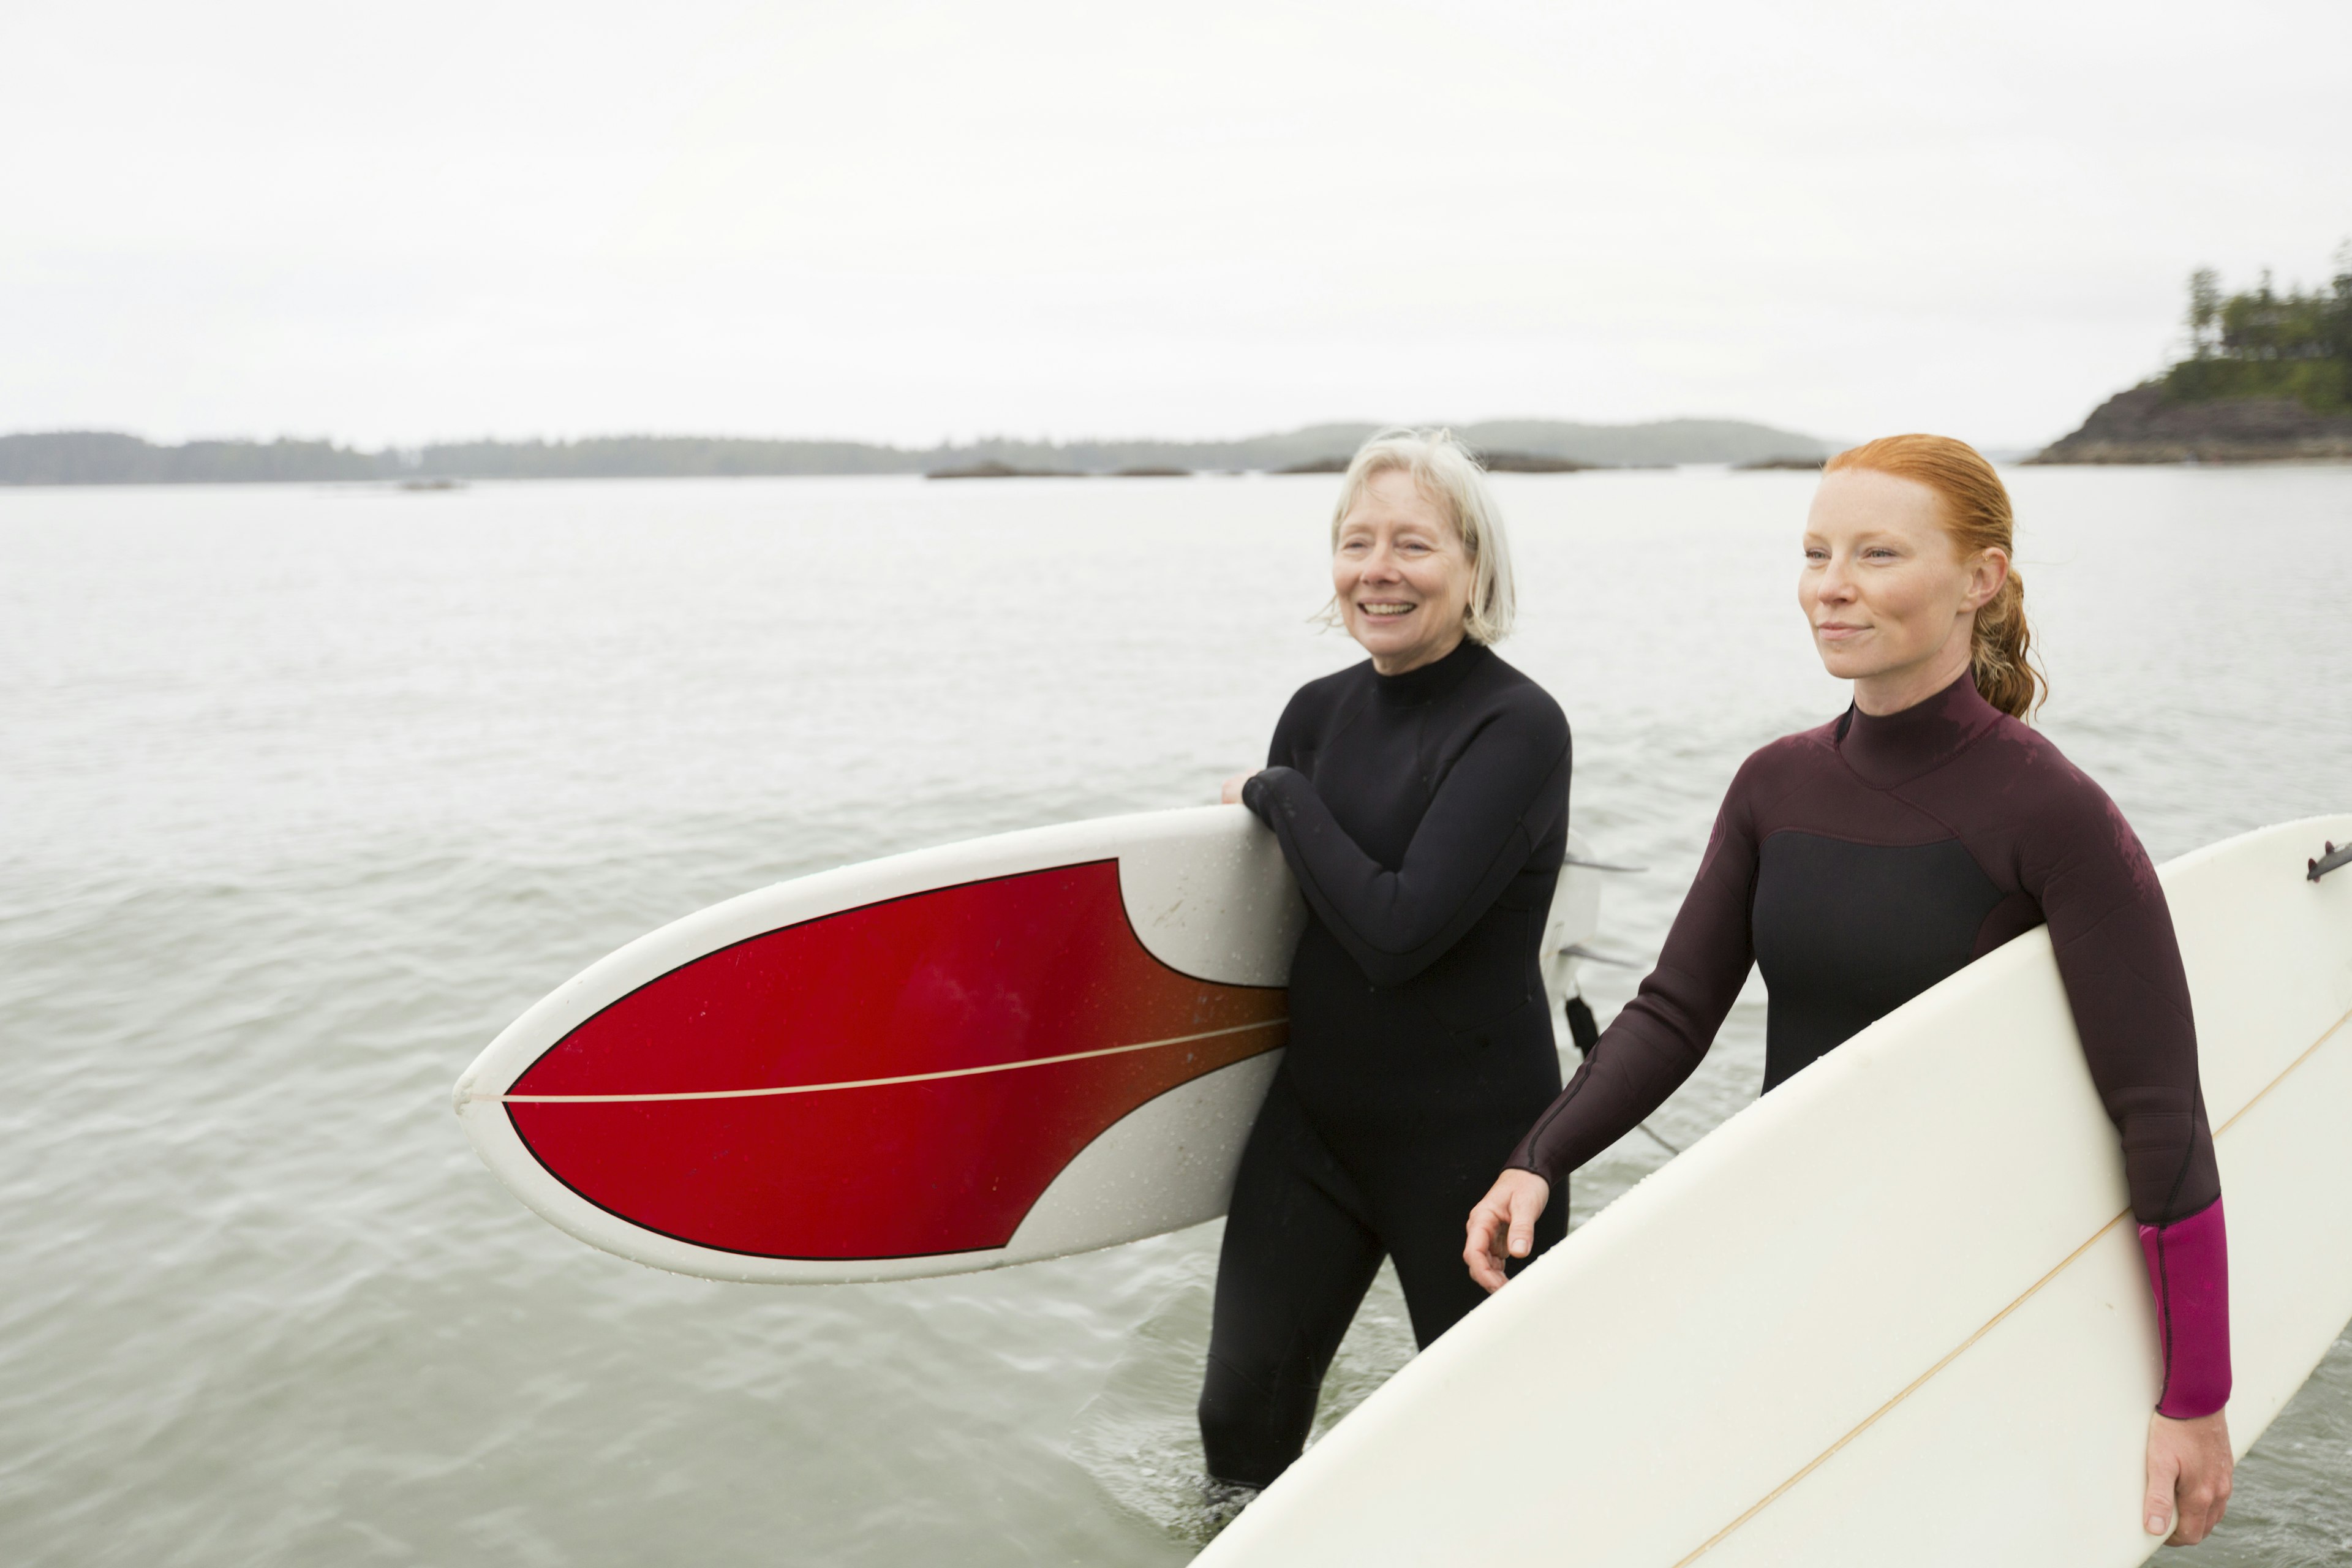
(0, 413, 1837, 453)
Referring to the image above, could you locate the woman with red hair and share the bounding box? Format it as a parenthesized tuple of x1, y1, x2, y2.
(1464, 435, 2233, 1545)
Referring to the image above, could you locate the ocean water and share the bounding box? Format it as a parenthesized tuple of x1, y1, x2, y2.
(2, 466, 2348, 1566)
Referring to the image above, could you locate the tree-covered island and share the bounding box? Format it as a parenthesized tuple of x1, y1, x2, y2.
(2033, 247, 2352, 462)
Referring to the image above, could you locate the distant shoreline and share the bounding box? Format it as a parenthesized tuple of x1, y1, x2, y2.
(0, 420, 1835, 488)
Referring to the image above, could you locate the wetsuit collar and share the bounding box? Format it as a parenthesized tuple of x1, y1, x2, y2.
(1371, 634, 1488, 705)
(1833, 671, 2000, 788)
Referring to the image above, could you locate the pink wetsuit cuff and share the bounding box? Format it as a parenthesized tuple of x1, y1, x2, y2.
(2138, 1196, 2231, 1420)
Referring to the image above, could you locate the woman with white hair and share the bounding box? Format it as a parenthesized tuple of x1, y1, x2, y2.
(1198, 429, 1573, 1492)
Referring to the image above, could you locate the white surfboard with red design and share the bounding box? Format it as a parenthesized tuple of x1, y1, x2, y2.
(454, 807, 1308, 1283)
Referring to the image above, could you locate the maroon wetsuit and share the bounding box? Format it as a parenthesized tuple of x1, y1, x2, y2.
(1506, 673, 2230, 1419)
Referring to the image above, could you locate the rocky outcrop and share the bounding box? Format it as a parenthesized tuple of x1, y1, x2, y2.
(2029, 384, 2352, 464)
(923, 461, 1084, 480)
(1476, 450, 1593, 473)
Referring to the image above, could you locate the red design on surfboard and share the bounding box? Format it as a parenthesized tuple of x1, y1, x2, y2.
(505, 861, 1286, 1259)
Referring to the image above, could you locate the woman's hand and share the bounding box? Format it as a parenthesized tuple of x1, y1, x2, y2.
(1463, 1169, 1551, 1293)
(1220, 770, 1261, 805)
(2144, 1410, 2232, 1545)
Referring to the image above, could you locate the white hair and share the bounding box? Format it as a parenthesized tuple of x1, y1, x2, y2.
(1325, 427, 1518, 644)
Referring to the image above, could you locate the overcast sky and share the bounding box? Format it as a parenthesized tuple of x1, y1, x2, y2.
(3, 0, 2345, 451)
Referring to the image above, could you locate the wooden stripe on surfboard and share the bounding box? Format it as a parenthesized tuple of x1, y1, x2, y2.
(1672, 1001, 2352, 1567)
(475, 1016, 1287, 1105)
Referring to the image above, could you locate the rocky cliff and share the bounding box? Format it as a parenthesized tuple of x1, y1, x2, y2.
(2029, 383, 2352, 464)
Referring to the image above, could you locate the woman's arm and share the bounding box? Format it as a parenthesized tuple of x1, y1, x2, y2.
(1239, 699, 1567, 988)
(1502, 769, 1764, 1190)
(2026, 780, 2229, 1419)
(2024, 776, 2232, 1545)
(1466, 777, 1760, 1292)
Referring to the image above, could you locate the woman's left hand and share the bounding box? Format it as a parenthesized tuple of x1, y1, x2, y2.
(1221, 770, 1261, 805)
(2144, 1409, 2231, 1545)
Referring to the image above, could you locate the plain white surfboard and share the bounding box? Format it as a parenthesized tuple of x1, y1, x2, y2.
(456, 804, 1613, 1284)
(1197, 814, 2352, 1567)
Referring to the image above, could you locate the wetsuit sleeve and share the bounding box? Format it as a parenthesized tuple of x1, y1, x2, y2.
(1261, 688, 1307, 772)
(1239, 701, 1567, 989)
(1505, 758, 1765, 1188)
(2025, 779, 2229, 1418)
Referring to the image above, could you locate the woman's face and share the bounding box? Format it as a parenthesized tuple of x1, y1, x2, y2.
(1800, 469, 2005, 708)
(1334, 469, 1476, 675)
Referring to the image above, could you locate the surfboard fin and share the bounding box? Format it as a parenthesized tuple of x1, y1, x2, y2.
(2309, 840, 2352, 883)
(1564, 995, 1600, 1057)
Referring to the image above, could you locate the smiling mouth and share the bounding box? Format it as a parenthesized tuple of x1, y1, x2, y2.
(1359, 601, 1417, 619)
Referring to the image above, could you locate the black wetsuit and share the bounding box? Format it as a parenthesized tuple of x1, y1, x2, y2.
(1198, 637, 1572, 1487)
(1507, 673, 2231, 1419)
